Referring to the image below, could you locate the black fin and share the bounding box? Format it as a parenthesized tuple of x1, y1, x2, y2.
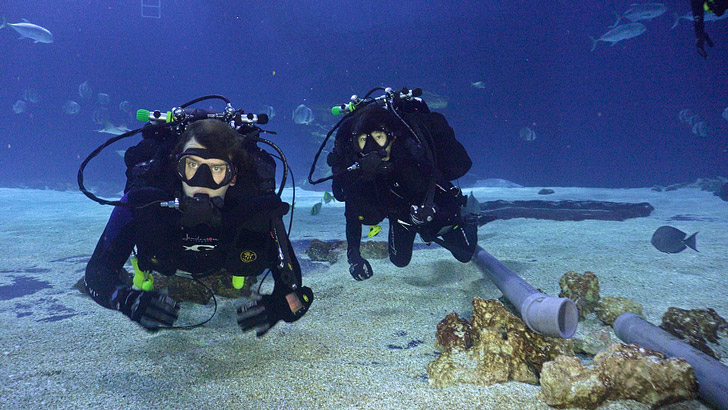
(683, 232, 699, 252)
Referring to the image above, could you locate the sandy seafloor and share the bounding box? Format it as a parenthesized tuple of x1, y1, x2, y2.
(0, 185, 726, 410)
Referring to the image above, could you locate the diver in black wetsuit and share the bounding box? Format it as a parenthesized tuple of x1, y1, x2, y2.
(327, 102, 478, 281)
(691, 0, 727, 57)
(84, 119, 312, 335)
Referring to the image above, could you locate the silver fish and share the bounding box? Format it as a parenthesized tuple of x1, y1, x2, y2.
(611, 3, 667, 27)
(1, 17, 53, 43)
(95, 122, 131, 136)
(591, 23, 646, 51)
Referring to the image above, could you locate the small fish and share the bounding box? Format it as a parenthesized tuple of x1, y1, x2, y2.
(651, 226, 698, 253)
(293, 104, 314, 125)
(691, 121, 710, 137)
(590, 23, 646, 51)
(677, 108, 694, 123)
(1, 17, 54, 43)
(78, 80, 92, 99)
(12, 100, 26, 114)
(519, 126, 536, 142)
(461, 192, 481, 216)
(119, 100, 132, 113)
(95, 121, 131, 135)
(367, 225, 382, 238)
(310, 201, 322, 216)
(421, 90, 449, 109)
(471, 81, 486, 89)
(323, 191, 334, 204)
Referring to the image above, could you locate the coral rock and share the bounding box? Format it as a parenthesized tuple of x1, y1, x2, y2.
(538, 355, 606, 409)
(595, 296, 643, 326)
(306, 239, 341, 262)
(305, 239, 388, 264)
(427, 298, 574, 388)
(360, 240, 389, 260)
(660, 306, 728, 359)
(572, 318, 612, 356)
(595, 343, 698, 407)
(435, 313, 473, 352)
(559, 271, 600, 320)
(539, 343, 698, 409)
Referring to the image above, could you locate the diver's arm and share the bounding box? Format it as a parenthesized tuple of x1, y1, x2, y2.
(270, 216, 302, 291)
(237, 214, 313, 337)
(692, 0, 714, 56)
(344, 203, 373, 280)
(344, 203, 363, 262)
(84, 205, 136, 309)
(692, 0, 706, 36)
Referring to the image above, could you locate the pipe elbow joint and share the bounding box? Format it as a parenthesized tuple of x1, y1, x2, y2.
(521, 293, 578, 339)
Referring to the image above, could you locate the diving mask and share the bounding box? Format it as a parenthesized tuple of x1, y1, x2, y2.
(353, 127, 393, 155)
(176, 148, 236, 190)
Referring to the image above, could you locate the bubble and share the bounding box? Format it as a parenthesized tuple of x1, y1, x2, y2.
(722, 107, 728, 121)
(63, 100, 81, 115)
(12, 100, 27, 114)
(293, 104, 314, 125)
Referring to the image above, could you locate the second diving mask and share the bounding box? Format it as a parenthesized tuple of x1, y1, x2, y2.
(176, 148, 236, 190)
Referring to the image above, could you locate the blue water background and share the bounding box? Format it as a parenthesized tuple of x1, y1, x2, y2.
(1, 0, 726, 190)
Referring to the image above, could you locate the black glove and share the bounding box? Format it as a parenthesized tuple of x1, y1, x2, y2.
(410, 203, 438, 225)
(696, 32, 713, 58)
(348, 254, 373, 281)
(237, 286, 313, 337)
(110, 286, 180, 330)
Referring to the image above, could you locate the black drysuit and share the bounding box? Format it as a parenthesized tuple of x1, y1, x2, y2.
(330, 111, 477, 271)
(84, 154, 301, 310)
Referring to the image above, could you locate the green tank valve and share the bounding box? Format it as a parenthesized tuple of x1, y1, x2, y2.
(331, 102, 355, 116)
(131, 256, 154, 292)
(232, 276, 245, 290)
(136, 109, 172, 123)
(136, 109, 150, 122)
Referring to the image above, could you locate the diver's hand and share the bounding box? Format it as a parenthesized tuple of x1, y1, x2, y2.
(348, 255, 373, 281)
(410, 204, 438, 225)
(110, 287, 179, 330)
(237, 287, 313, 337)
(356, 151, 386, 176)
(696, 32, 713, 58)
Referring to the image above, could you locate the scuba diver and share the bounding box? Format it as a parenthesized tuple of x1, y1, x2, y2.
(82, 96, 312, 336)
(310, 87, 478, 281)
(692, 0, 727, 57)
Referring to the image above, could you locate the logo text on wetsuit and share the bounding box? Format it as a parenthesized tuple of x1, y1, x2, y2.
(240, 250, 257, 263)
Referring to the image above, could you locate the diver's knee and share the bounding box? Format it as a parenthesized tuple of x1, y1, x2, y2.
(390, 254, 411, 267)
